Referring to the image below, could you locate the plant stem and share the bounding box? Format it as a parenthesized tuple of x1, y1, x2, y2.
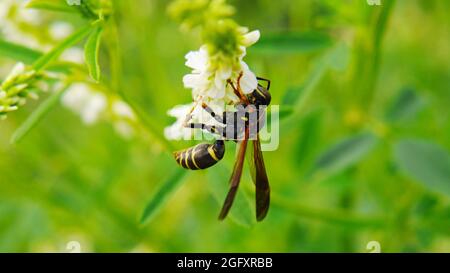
(367, 0, 396, 107)
(107, 5, 175, 152)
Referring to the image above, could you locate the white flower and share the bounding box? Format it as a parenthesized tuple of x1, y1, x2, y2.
(183, 29, 260, 100)
(1, 62, 27, 90)
(182, 45, 230, 99)
(164, 104, 195, 140)
(185, 46, 209, 73)
(1, 24, 44, 50)
(239, 61, 257, 93)
(50, 22, 74, 40)
(81, 93, 107, 124)
(242, 30, 260, 47)
(62, 83, 107, 125)
(61, 48, 84, 64)
(17, 6, 42, 25)
(0, 1, 13, 24)
(164, 101, 225, 140)
(62, 83, 137, 138)
(7, 62, 26, 81)
(0, 0, 49, 50)
(114, 121, 134, 139)
(166, 27, 261, 141)
(112, 100, 135, 120)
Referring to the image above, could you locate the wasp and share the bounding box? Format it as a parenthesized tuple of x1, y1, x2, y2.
(173, 74, 271, 221)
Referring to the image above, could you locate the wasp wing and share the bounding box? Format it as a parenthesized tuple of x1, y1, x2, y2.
(252, 135, 270, 221)
(218, 137, 249, 220)
(246, 140, 257, 185)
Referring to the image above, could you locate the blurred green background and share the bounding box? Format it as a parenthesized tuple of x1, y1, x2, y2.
(0, 0, 449, 252)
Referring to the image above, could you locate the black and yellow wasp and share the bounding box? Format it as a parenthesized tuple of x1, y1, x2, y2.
(173, 75, 271, 221)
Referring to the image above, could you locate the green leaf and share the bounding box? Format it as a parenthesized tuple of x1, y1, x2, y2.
(26, 0, 78, 13)
(394, 139, 450, 197)
(33, 23, 95, 71)
(293, 42, 349, 113)
(84, 26, 103, 82)
(294, 110, 323, 168)
(0, 39, 85, 74)
(0, 39, 42, 64)
(281, 86, 303, 107)
(207, 165, 255, 227)
(311, 132, 378, 176)
(252, 32, 332, 54)
(11, 85, 69, 144)
(385, 88, 423, 122)
(140, 169, 188, 225)
(323, 42, 350, 72)
(280, 42, 350, 135)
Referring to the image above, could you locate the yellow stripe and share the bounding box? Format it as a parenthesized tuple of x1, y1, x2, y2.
(208, 146, 219, 161)
(256, 87, 266, 98)
(191, 146, 201, 169)
(178, 152, 184, 166)
(184, 150, 190, 169)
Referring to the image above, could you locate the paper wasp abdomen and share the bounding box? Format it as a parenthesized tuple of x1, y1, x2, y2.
(173, 140, 225, 170)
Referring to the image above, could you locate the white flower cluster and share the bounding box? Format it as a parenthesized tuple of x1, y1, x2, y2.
(0, 0, 83, 63)
(164, 28, 260, 140)
(183, 31, 259, 100)
(61, 83, 138, 139)
(0, 0, 46, 50)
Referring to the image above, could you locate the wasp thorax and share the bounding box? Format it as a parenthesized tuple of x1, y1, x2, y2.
(248, 84, 271, 107)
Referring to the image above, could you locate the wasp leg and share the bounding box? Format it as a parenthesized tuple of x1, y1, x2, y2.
(227, 79, 244, 101)
(185, 123, 223, 136)
(227, 73, 249, 104)
(201, 103, 224, 124)
(256, 77, 271, 91)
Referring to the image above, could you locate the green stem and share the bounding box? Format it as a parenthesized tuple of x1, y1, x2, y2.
(360, 0, 397, 109)
(32, 20, 102, 72)
(108, 4, 175, 152)
(10, 83, 70, 144)
(76, 0, 98, 20)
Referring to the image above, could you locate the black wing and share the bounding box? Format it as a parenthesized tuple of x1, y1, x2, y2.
(218, 137, 249, 220)
(252, 135, 270, 221)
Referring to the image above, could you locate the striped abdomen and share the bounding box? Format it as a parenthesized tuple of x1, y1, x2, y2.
(174, 140, 225, 170)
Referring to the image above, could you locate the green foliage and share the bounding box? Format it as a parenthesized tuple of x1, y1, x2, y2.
(385, 88, 423, 122)
(0, 0, 449, 253)
(11, 85, 69, 144)
(394, 139, 450, 197)
(32, 23, 95, 71)
(26, 0, 79, 13)
(0, 40, 42, 64)
(293, 110, 322, 168)
(252, 31, 332, 54)
(140, 169, 188, 225)
(280, 42, 350, 132)
(311, 133, 378, 177)
(207, 165, 255, 227)
(168, 0, 235, 29)
(84, 25, 103, 82)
